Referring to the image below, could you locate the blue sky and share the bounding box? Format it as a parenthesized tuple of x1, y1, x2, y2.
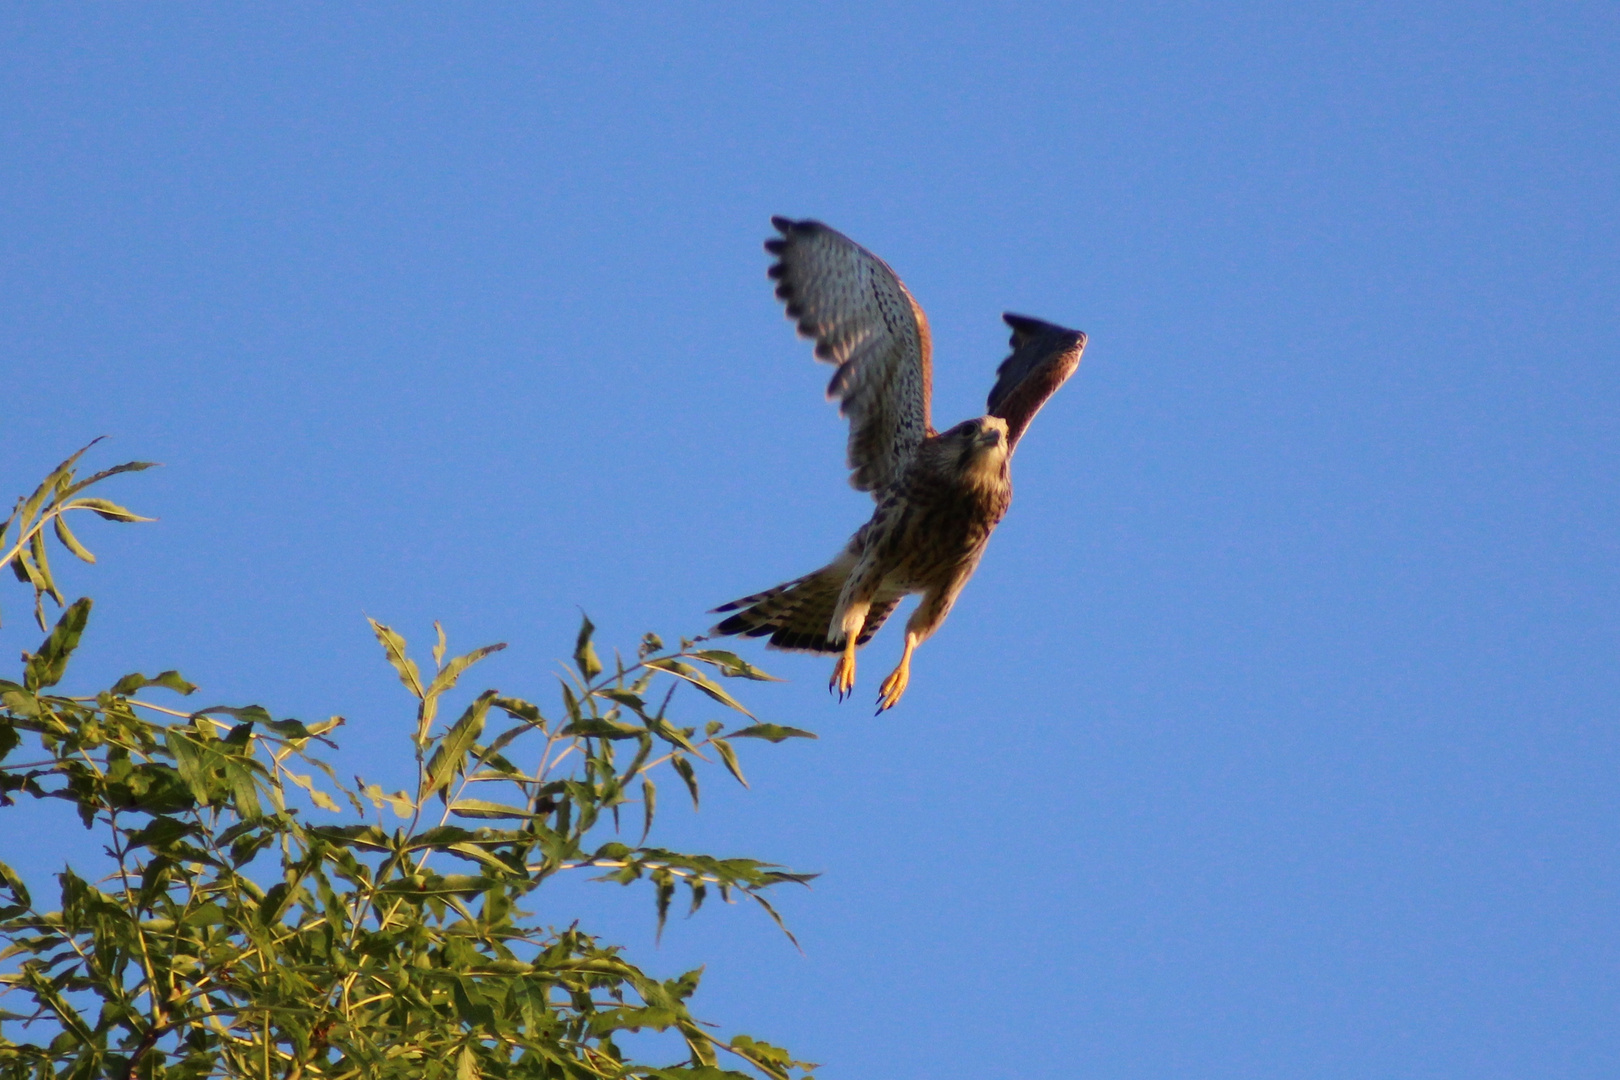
(4, 4, 1618, 1077)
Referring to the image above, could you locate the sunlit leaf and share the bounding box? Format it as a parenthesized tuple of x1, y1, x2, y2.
(560, 716, 644, 739)
(422, 690, 496, 801)
(109, 670, 197, 696)
(424, 642, 507, 705)
(574, 611, 604, 681)
(728, 723, 817, 743)
(711, 738, 747, 788)
(60, 496, 154, 523)
(369, 617, 425, 701)
(645, 657, 755, 718)
(635, 778, 658, 846)
(50, 516, 96, 565)
(671, 755, 700, 810)
(688, 649, 784, 681)
(58, 456, 158, 499)
(360, 781, 415, 819)
(597, 688, 645, 709)
(448, 799, 534, 820)
(22, 597, 91, 691)
(29, 530, 64, 607)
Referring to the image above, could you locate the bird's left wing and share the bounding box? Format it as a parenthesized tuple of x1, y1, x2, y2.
(766, 217, 934, 493)
(986, 313, 1087, 451)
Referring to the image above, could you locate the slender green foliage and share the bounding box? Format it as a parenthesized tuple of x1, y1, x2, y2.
(0, 439, 156, 632)
(0, 448, 817, 1079)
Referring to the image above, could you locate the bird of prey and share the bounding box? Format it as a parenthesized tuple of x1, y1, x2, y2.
(711, 217, 1086, 712)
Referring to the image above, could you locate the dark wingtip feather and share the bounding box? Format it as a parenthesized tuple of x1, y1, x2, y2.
(712, 612, 749, 635)
(764, 238, 786, 255)
(1002, 312, 1083, 349)
(770, 627, 838, 653)
(775, 217, 826, 237)
(986, 313, 1087, 442)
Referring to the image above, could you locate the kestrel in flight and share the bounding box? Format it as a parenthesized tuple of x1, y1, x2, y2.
(712, 217, 1086, 712)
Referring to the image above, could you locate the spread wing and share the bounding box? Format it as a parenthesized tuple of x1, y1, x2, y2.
(766, 217, 933, 493)
(986, 313, 1087, 451)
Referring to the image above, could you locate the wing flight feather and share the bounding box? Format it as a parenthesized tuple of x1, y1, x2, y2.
(986, 313, 1087, 451)
(765, 217, 933, 492)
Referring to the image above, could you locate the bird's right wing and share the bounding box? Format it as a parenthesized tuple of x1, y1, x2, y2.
(766, 217, 934, 493)
(986, 314, 1087, 451)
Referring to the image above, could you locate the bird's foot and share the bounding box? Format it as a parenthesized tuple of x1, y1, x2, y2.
(875, 658, 911, 714)
(829, 650, 857, 701)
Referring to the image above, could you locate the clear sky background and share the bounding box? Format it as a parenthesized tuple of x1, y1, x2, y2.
(4, 4, 1618, 1077)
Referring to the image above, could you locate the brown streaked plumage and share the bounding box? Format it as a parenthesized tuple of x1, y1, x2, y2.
(712, 217, 1086, 712)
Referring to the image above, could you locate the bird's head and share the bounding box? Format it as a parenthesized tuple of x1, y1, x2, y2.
(945, 416, 1011, 486)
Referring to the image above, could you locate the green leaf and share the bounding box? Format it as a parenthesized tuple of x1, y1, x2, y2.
(639, 778, 656, 845)
(422, 690, 495, 801)
(448, 799, 535, 820)
(369, 617, 425, 700)
(58, 455, 158, 499)
(30, 529, 64, 606)
(60, 496, 154, 523)
(124, 817, 199, 850)
(597, 688, 645, 709)
(0, 860, 31, 909)
(574, 612, 603, 681)
(433, 620, 448, 669)
(728, 723, 817, 743)
(425, 642, 507, 706)
(688, 649, 784, 681)
(561, 717, 644, 739)
(711, 738, 747, 788)
(264, 717, 339, 748)
(648, 718, 699, 754)
(671, 755, 699, 810)
(192, 703, 273, 727)
(284, 771, 339, 812)
(23, 597, 91, 691)
(406, 826, 478, 849)
(360, 782, 415, 818)
(307, 824, 391, 849)
(164, 730, 215, 807)
(645, 658, 755, 718)
(377, 873, 492, 897)
(50, 515, 96, 565)
(109, 669, 197, 696)
(493, 695, 545, 727)
(182, 902, 226, 927)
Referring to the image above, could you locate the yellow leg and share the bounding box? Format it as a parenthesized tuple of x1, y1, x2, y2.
(829, 635, 858, 701)
(876, 632, 918, 714)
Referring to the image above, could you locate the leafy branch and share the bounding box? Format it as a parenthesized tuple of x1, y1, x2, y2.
(0, 438, 156, 631)
(0, 449, 820, 1080)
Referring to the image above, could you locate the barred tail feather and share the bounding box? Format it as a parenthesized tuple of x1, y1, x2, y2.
(710, 566, 900, 653)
